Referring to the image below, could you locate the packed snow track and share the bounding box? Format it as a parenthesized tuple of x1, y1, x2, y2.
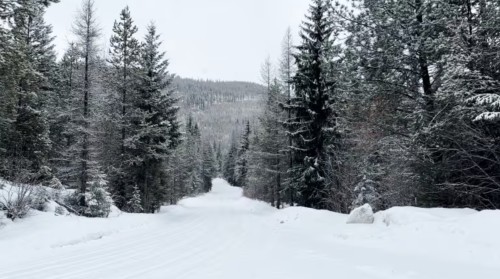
(0, 179, 499, 279)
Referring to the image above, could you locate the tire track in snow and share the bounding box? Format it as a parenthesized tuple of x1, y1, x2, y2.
(0, 202, 210, 279)
(3, 184, 252, 279)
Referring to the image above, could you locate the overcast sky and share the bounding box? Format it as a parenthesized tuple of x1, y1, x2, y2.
(45, 0, 311, 83)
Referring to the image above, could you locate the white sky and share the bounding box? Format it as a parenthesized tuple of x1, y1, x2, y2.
(45, 0, 311, 83)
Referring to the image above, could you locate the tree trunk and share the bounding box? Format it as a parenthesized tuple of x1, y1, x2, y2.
(276, 158, 281, 209)
(80, 31, 90, 207)
(415, 0, 434, 122)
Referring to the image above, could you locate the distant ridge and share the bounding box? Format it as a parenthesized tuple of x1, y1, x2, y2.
(173, 77, 266, 149)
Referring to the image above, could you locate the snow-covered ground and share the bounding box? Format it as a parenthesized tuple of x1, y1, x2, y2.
(1, 178, 499, 279)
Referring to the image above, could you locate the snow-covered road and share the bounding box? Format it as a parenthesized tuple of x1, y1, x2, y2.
(0, 178, 499, 279)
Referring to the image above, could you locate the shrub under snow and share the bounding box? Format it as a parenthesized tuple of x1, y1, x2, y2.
(126, 184, 143, 213)
(64, 180, 113, 218)
(0, 182, 35, 220)
(351, 178, 382, 212)
(85, 182, 113, 217)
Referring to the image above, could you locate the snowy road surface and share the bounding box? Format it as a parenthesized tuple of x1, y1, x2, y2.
(1, 178, 499, 279)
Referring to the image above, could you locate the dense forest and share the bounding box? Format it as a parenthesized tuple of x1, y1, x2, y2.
(226, 0, 500, 212)
(0, 0, 221, 216)
(2, 0, 500, 219)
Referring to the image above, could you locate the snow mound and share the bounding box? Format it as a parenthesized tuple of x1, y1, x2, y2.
(347, 204, 374, 224)
(375, 206, 477, 226)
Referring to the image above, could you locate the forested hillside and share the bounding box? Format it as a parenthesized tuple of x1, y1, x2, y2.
(174, 78, 265, 150)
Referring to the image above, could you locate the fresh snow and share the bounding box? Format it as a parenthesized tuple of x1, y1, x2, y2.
(1, 178, 499, 279)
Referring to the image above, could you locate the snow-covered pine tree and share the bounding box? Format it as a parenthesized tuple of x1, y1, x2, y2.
(109, 5, 140, 153)
(284, 0, 339, 209)
(0, 0, 56, 180)
(0, 23, 12, 168)
(107, 6, 141, 209)
(235, 121, 251, 187)
(351, 177, 382, 212)
(0, 0, 58, 20)
(185, 121, 203, 195)
(201, 143, 217, 192)
(215, 141, 223, 175)
(83, 175, 113, 218)
(0, 7, 18, 176)
(127, 184, 143, 213)
(128, 23, 181, 213)
(223, 132, 238, 186)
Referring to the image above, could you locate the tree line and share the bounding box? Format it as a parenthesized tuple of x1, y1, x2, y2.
(229, 0, 500, 212)
(0, 0, 217, 216)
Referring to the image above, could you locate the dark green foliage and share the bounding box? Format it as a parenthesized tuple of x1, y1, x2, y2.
(223, 135, 238, 186)
(107, 6, 141, 209)
(284, 0, 340, 209)
(123, 23, 181, 212)
(0, 0, 55, 180)
(64, 177, 112, 218)
(215, 142, 223, 175)
(127, 184, 143, 213)
(235, 121, 251, 187)
(202, 143, 217, 192)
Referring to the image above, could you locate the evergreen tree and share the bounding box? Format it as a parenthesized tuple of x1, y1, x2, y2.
(83, 176, 112, 218)
(0, 0, 56, 180)
(127, 23, 181, 213)
(351, 178, 382, 212)
(185, 122, 203, 195)
(107, 6, 140, 208)
(201, 143, 217, 192)
(127, 184, 143, 213)
(235, 121, 251, 187)
(108, 5, 140, 154)
(223, 132, 238, 185)
(284, 0, 339, 209)
(215, 141, 223, 175)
